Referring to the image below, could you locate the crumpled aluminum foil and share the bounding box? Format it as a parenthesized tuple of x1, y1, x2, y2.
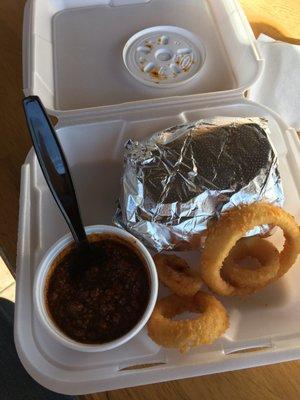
(114, 117, 284, 251)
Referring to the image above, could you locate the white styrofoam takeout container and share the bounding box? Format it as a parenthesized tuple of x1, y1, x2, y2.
(15, 0, 300, 395)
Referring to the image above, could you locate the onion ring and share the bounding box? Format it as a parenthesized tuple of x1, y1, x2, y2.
(154, 253, 202, 297)
(200, 203, 300, 296)
(147, 291, 229, 352)
(221, 237, 280, 289)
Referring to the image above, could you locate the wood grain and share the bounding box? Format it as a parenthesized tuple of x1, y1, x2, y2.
(0, 0, 299, 398)
(0, 0, 31, 274)
(240, 0, 300, 44)
(81, 360, 300, 400)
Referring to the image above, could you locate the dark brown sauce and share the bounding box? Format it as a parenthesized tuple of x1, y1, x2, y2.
(149, 68, 167, 81)
(45, 234, 150, 344)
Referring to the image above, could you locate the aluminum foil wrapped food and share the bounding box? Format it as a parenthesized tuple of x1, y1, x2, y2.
(114, 117, 284, 251)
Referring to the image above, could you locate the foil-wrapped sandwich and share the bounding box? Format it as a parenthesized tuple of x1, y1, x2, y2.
(114, 117, 284, 251)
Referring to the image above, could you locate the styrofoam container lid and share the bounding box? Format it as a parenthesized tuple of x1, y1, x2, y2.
(23, 0, 263, 115)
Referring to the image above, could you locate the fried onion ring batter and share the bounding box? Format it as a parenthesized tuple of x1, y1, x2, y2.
(222, 237, 280, 289)
(154, 253, 202, 297)
(200, 203, 300, 296)
(147, 291, 229, 352)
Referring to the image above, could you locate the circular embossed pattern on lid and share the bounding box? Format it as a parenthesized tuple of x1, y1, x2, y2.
(123, 26, 206, 88)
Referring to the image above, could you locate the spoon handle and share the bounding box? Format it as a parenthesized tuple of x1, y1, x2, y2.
(23, 96, 88, 245)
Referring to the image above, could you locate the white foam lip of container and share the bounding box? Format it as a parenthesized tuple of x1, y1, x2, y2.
(33, 225, 158, 352)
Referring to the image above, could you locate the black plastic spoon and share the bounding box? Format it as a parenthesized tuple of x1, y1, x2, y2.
(23, 96, 89, 250)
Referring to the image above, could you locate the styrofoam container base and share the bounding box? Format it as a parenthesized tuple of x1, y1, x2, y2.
(18, 0, 300, 395)
(15, 96, 300, 394)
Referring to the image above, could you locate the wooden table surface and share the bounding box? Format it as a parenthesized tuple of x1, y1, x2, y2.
(0, 0, 299, 399)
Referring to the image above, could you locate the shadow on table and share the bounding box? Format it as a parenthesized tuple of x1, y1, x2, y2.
(251, 22, 300, 45)
(0, 297, 77, 400)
